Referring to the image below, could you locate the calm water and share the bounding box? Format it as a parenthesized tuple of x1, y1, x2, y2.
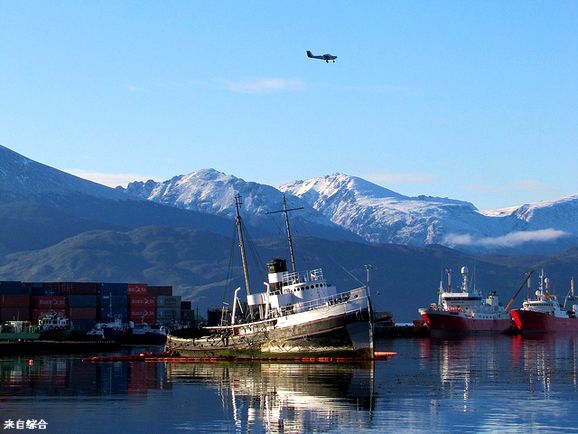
(2, 336, 578, 433)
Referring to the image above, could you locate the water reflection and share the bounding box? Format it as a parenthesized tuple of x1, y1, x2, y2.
(418, 334, 578, 402)
(166, 362, 375, 433)
(0, 356, 168, 398)
(3, 338, 578, 433)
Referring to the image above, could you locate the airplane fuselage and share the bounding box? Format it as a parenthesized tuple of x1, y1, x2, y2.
(307, 51, 337, 63)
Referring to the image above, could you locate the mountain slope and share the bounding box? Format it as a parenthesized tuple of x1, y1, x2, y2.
(0, 145, 232, 255)
(121, 169, 363, 242)
(0, 225, 547, 321)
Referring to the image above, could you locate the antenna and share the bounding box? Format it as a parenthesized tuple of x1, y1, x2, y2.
(266, 194, 303, 273)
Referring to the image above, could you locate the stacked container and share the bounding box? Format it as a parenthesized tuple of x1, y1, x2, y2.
(156, 296, 181, 324)
(30, 295, 67, 321)
(181, 301, 195, 324)
(129, 295, 156, 324)
(147, 286, 172, 296)
(98, 283, 129, 322)
(0, 281, 30, 321)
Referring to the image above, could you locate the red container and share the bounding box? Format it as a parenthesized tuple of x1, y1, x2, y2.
(127, 284, 148, 295)
(31, 309, 67, 321)
(0, 307, 30, 321)
(129, 295, 156, 307)
(147, 286, 172, 296)
(0, 294, 30, 308)
(129, 307, 156, 324)
(68, 307, 97, 320)
(31, 296, 67, 309)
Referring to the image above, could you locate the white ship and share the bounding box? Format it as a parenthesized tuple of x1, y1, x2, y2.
(165, 195, 375, 359)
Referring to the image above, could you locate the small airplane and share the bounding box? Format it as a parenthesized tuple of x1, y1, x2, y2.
(306, 50, 337, 63)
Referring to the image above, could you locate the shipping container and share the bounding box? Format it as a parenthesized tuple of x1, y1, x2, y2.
(68, 307, 97, 320)
(30, 309, 67, 321)
(146, 286, 172, 296)
(31, 287, 58, 296)
(156, 307, 181, 323)
(31, 296, 66, 309)
(0, 294, 30, 307)
(0, 307, 30, 322)
(129, 295, 156, 307)
(98, 283, 128, 296)
(57, 282, 98, 295)
(0, 281, 29, 295)
(156, 296, 181, 308)
(98, 307, 128, 322)
(127, 284, 148, 295)
(129, 315, 156, 324)
(68, 295, 98, 308)
(181, 309, 195, 322)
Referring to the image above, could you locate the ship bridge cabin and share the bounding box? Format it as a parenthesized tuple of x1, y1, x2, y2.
(245, 259, 339, 320)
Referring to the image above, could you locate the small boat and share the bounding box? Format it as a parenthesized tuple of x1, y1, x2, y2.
(165, 195, 375, 359)
(38, 312, 73, 339)
(510, 272, 578, 332)
(0, 320, 41, 341)
(129, 322, 167, 345)
(418, 266, 513, 336)
(86, 316, 129, 341)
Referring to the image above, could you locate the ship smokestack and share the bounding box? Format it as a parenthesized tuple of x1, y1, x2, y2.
(267, 259, 287, 294)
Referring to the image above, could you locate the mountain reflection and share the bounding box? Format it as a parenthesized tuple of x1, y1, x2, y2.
(166, 362, 375, 433)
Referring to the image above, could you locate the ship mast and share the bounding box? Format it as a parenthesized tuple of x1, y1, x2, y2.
(266, 194, 303, 273)
(234, 195, 252, 297)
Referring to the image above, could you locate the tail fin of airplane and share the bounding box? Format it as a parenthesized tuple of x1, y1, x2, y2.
(306, 50, 314, 58)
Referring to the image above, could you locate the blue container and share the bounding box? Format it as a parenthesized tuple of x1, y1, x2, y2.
(0, 281, 29, 295)
(31, 287, 58, 296)
(98, 283, 128, 296)
(68, 295, 98, 308)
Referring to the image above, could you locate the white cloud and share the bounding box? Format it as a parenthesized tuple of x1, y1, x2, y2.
(64, 169, 157, 188)
(365, 171, 438, 185)
(219, 77, 305, 93)
(443, 229, 570, 248)
(510, 179, 557, 194)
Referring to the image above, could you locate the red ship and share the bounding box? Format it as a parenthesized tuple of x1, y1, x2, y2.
(419, 266, 513, 336)
(510, 272, 578, 333)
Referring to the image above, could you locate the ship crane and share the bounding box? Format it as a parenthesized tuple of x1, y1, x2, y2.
(505, 270, 535, 312)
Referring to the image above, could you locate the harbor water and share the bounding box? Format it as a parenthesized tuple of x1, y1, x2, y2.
(2, 335, 578, 433)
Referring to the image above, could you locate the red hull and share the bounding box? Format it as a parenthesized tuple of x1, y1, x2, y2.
(420, 311, 513, 335)
(510, 309, 578, 332)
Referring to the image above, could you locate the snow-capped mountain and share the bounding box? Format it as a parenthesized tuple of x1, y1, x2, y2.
(280, 173, 578, 254)
(121, 169, 362, 242)
(121, 169, 578, 254)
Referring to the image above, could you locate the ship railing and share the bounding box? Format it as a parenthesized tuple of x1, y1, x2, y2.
(279, 286, 368, 316)
(282, 268, 324, 285)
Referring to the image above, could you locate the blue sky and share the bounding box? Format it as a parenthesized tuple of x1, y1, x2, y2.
(1, 1, 577, 210)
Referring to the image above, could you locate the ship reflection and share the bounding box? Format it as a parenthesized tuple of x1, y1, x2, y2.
(418, 334, 578, 405)
(166, 362, 375, 433)
(511, 333, 578, 396)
